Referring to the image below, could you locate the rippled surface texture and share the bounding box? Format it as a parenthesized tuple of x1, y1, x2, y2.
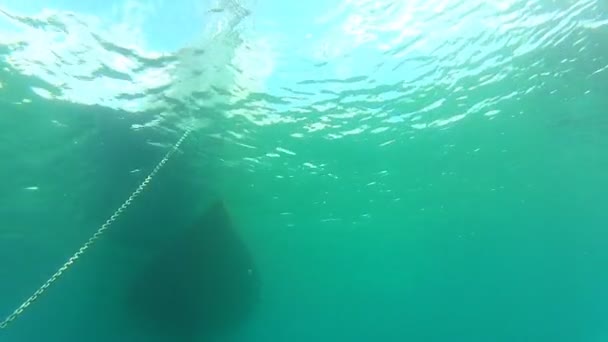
(1, 0, 608, 341)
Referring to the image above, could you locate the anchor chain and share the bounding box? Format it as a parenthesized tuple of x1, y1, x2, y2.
(0, 128, 192, 330)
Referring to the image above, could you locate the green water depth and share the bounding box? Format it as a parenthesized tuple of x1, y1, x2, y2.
(1, 0, 607, 341)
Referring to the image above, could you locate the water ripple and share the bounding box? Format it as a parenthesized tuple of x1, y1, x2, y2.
(0, 0, 606, 178)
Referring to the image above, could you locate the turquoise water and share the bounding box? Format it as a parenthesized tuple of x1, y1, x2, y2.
(1, 0, 608, 341)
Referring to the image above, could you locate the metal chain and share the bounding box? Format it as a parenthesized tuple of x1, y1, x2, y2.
(0, 128, 192, 330)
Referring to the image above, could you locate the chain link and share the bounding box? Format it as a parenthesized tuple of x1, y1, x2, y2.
(0, 128, 192, 330)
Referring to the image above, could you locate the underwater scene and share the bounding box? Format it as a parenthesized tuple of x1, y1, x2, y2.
(1, 0, 607, 341)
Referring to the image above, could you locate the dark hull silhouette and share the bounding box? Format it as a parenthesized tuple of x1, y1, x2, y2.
(126, 200, 258, 340)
